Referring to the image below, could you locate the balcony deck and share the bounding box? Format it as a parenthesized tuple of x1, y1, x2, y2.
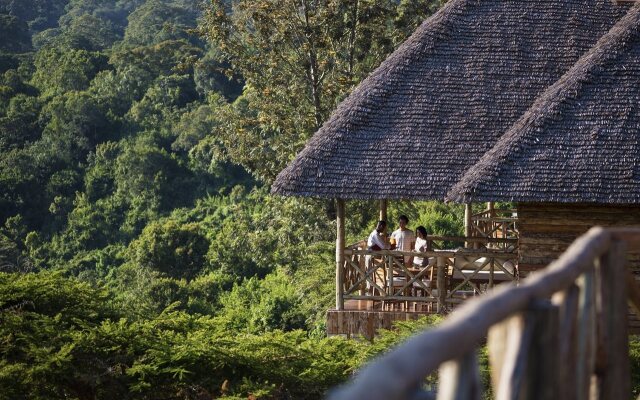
(329, 233, 520, 339)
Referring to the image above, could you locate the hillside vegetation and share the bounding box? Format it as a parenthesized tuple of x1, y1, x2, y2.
(0, 1, 464, 398)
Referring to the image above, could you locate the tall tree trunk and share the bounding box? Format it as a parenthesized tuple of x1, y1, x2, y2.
(347, 0, 359, 81)
(301, 0, 323, 130)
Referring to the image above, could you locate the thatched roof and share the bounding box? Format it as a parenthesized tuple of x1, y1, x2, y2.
(447, 3, 640, 205)
(271, 0, 630, 200)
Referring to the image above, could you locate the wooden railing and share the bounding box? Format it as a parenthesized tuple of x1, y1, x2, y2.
(330, 227, 640, 400)
(427, 235, 518, 252)
(341, 237, 518, 312)
(470, 209, 518, 250)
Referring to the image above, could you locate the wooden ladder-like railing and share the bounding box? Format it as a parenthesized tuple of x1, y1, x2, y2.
(329, 227, 640, 400)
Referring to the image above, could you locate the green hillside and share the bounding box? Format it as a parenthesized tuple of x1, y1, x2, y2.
(0, 1, 456, 398)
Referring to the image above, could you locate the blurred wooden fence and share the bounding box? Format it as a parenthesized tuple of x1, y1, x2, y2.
(329, 227, 640, 400)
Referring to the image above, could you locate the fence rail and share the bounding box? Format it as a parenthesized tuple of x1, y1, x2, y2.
(329, 227, 640, 400)
(470, 208, 518, 248)
(341, 238, 518, 311)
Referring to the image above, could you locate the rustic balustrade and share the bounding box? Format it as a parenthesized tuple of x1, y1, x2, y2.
(329, 227, 640, 400)
(339, 235, 518, 312)
(470, 208, 518, 249)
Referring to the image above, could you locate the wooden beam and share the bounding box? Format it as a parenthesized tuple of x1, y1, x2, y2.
(336, 199, 345, 310)
(437, 256, 447, 314)
(379, 199, 387, 222)
(486, 202, 495, 217)
(464, 203, 472, 248)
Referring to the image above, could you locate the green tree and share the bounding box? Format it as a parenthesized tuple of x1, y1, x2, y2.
(0, 0, 67, 32)
(59, 14, 121, 51)
(31, 47, 108, 96)
(123, 0, 199, 47)
(201, 0, 445, 181)
(0, 13, 32, 53)
(215, 269, 308, 333)
(128, 219, 210, 280)
(0, 93, 42, 151)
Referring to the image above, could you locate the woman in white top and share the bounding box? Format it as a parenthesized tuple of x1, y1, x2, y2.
(413, 226, 432, 267)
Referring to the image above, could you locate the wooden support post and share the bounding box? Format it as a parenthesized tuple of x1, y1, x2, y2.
(336, 199, 345, 311)
(464, 203, 472, 248)
(379, 199, 387, 222)
(596, 241, 630, 399)
(489, 259, 494, 289)
(437, 256, 446, 314)
(379, 199, 388, 243)
(487, 202, 495, 217)
(488, 300, 559, 400)
(437, 351, 481, 400)
(387, 254, 394, 298)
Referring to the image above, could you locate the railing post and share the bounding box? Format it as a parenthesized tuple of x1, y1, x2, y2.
(595, 241, 630, 399)
(551, 284, 580, 400)
(437, 351, 481, 400)
(336, 199, 345, 310)
(489, 259, 494, 289)
(576, 270, 597, 400)
(488, 300, 559, 400)
(437, 256, 446, 313)
(387, 254, 394, 298)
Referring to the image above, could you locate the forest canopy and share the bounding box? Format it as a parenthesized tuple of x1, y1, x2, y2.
(0, 1, 464, 398)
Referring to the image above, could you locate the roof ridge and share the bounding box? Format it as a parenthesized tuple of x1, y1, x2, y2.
(446, 3, 640, 203)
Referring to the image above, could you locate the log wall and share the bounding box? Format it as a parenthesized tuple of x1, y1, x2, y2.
(518, 203, 640, 333)
(518, 203, 640, 272)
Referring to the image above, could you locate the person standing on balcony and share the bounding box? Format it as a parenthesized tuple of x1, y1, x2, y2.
(391, 215, 415, 265)
(367, 220, 389, 251)
(413, 226, 434, 267)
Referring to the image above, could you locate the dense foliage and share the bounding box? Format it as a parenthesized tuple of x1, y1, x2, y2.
(0, 0, 485, 398)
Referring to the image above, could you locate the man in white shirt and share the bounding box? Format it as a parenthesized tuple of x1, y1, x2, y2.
(367, 220, 389, 251)
(365, 221, 389, 285)
(390, 215, 415, 265)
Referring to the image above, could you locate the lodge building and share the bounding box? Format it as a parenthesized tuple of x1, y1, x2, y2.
(271, 0, 640, 338)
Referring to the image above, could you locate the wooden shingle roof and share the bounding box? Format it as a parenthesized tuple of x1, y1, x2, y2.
(447, 3, 640, 205)
(271, 0, 630, 200)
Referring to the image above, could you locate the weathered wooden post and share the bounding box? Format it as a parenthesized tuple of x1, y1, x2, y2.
(551, 284, 580, 400)
(576, 270, 596, 400)
(379, 199, 388, 244)
(437, 351, 482, 400)
(379, 199, 387, 222)
(596, 240, 630, 399)
(464, 203, 473, 248)
(489, 259, 494, 289)
(487, 201, 495, 217)
(437, 256, 446, 313)
(336, 199, 345, 310)
(488, 300, 560, 400)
